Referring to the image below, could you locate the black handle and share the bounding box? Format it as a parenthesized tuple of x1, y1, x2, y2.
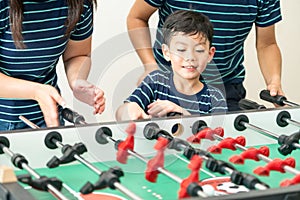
(259, 90, 286, 106)
(166, 112, 183, 117)
(61, 108, 85, 124)
(238, 99, 266, 110)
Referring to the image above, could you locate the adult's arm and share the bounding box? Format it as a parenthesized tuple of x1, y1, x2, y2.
(256, 24, 283, 96)
(63, 36, 105, 114)
(63, 36, 92, 88)
(127, 0, 159, 84)
(0, 73, 65, 127)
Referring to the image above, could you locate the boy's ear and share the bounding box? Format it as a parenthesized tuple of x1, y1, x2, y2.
(162, 44, 171, 62)
(208, 46, 216, 63)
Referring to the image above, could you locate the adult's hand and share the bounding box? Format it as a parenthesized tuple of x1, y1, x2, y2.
(73, 79, 105, 114)
(34, 84, 65, 127)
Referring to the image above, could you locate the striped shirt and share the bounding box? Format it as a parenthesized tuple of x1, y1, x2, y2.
(126, 70, 227, 115)
(145, 0, 282, 84)
(0, 0, 93, 123)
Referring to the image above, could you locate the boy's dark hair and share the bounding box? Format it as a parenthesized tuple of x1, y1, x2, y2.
(162, 10, 214, 47)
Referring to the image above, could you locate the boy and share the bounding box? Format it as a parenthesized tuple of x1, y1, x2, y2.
(116, 10, 227, 121)
(127, 0, 283, 111)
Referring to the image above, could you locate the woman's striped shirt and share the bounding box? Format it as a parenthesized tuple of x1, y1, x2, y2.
(0, 0, 94, 123)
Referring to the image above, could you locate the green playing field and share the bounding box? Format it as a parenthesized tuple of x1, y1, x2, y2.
(14, 143, 299, 200)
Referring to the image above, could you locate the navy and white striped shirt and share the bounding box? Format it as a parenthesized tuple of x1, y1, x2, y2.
(126, 70, 227, 115)
(0, 0, 93, 123)
(145, 0, 282, 84)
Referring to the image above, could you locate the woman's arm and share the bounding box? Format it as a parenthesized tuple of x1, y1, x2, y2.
(63, 36, 105, 114)
(0, 73, 65, 127)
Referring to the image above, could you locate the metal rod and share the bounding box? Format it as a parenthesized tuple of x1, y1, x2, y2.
(240, 121, 300, 152)
(74, 154, 102, 175)
(0, 145, 69, 200)
(17, 116, 83, 199)
(104, 135, 207, 198)
(114, 182, 144, 200)
(285, 118, 300, 129)
(241, 121, 279, 140)
(2, 146, 15, 158)
(292, 143, 300, 149)
(51, 138, 142, 200)
(283, 100, 300, 107)
(108, 136, 183, 183)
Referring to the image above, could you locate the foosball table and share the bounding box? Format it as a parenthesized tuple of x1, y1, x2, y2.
(1, 104, 300, 200)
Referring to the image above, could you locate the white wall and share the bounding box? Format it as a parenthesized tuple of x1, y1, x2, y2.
(57, 0, 300, 124)
(244, 0, 300, 108)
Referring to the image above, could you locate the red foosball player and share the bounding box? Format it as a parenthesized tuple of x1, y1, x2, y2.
(254, 157, 296, 176)
(280, 174, 300, 187)
(116, 122, 136, 164)
(229, 146, 270, 164)
(145, 137, 169, 182)
(187, 127, 224, 144)
(208, 136, 246, 153)
(178, 155, 203, 198)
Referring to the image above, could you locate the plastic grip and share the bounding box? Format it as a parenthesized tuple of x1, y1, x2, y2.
(238, 99, 266, 110)
(61, 108, 85, 124)
(259, 90, 286, 106)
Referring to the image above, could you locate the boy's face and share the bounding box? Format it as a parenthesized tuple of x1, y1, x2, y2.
(162, 32, 215, 81)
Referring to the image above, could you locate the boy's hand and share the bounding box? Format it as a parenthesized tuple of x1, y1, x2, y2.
(147, 99, 189, 117)
(73, 79, 105, 114)
(127, 102, 150, 120)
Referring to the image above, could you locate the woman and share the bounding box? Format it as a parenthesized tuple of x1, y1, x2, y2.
(0, 0, 105, 131)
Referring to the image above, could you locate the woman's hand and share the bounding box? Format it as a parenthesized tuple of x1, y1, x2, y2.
(33, 84, 65, 127)
(73, 79, 105, 114)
